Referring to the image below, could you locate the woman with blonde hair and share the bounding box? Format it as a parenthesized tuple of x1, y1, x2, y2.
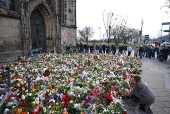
(126, 76, 155, 114)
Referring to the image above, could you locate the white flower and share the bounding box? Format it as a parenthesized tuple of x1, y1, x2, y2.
(36, 100, 39, 104)
(7, 102, 13, 106)
(11, 97, 14, 100)
(49, 105, 51, 108)
(78, 94, 80, 98)
(115, 99, 121, 104)
(28, 93, 32, 96)
(22, 95, 25, 100)
(74, 104, 78, 108)
(43, 107, 46, 111)
(69, 100, 73, 103)
(32, 101, 35, 105)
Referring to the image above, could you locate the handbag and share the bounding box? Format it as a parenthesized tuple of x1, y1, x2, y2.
(130, 84, 146, 102)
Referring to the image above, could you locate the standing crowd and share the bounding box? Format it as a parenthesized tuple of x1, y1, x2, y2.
(76, 42, 170, 62)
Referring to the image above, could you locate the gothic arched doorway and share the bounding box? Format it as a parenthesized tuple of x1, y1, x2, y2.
(30, 9, 46, 53)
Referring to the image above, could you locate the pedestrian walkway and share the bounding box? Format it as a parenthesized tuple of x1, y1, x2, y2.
(122, 54, 170, 114)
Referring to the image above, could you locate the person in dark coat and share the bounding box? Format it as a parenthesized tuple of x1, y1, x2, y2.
(87, 44, 89, 53)
(111, 44, 114, 54)
(139, 45, 143, 59)
(124, 45, 127, 54)
(106, 44, 110, 54)
(102, 44, 106, 54)
(96, 45, 98, 53)
(119, 45, 122, 54)
(164, 46, 169, 60)
(126, 76, 155, 114)
(90, 44, 93, 53)
(84, 44, 87, 53)
(80, 42, 84, 53)
(99, 45, 103, 53)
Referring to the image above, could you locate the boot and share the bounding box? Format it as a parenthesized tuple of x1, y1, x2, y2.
(139, 104, 145, 112)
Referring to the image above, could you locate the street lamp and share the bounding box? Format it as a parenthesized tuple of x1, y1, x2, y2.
(140, 19, 144, 45)
(98, 27, 101, 43)
(161, 29, 162, 44)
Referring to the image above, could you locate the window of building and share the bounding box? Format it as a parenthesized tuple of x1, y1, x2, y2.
(0, 0, 15, 11)
(0, 0, 6, 9)
(8, 0, 15, 11)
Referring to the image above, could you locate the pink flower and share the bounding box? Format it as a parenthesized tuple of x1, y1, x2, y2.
(60, 93, 63, 100)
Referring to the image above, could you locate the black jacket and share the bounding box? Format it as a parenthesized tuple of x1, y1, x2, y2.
(139, 47, 143, 52)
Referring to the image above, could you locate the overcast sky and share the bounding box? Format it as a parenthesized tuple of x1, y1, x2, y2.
(77, 0, 170, 40)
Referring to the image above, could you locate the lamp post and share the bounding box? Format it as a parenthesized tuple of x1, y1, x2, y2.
(140, 19, 144, 45)
(98, 27, 101, 43)
(161, 29, 162, 44)
(103, 34, 106, 45)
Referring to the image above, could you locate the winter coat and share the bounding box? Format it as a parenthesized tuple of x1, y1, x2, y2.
(134, 47, 139, 54)
(139, 47, 143, 52)
(128, 80, 155, 105)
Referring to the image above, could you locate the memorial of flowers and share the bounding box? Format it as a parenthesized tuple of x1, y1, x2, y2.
(0, 53, 142, 114)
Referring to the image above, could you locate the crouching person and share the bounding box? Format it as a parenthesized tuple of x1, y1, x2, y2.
(126, 76, 155, 114)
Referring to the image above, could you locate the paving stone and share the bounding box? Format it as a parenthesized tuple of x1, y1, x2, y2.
(155, 97, 167, 102)
(153, 108, 169, 114)
(152, 110, 158, 114)
(126, 110, 136, 114)
(136, 109, 146, 114)
(162, 102, 170, 108)
(154, 102, 168, 108)
(150, 103, 159, 109)
(162, 108, 170, 113)
(154, 92, 165, 97)
(163, 96, 170, 102)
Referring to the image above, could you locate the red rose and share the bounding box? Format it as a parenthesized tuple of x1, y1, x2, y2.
(85, 102, 90, 109)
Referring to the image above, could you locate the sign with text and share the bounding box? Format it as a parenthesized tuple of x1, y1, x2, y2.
(162, 22, 170, 25)
(145, 35, 149, 40)
(163, 30, 170, 32)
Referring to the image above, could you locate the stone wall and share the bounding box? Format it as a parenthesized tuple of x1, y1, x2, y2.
(61, 26, 76, 52)
(0, 16, 22, 65)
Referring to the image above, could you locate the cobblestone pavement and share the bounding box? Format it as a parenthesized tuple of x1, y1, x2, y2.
(122, 52, 170, 114)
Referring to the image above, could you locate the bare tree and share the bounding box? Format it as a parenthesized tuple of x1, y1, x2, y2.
(102, 11, 118, 44)
(78, 26, 94, 44)
(161, 0, 170, 9)
(110, 16, 128, 46)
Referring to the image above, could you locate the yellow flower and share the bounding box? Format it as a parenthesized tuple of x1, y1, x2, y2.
(44, 110, 46, 113)
(50, 90, 53, 93)
(55, 85, 58, 88)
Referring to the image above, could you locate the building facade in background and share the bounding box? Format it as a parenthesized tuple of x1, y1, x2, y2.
(0, 0, 77, 64)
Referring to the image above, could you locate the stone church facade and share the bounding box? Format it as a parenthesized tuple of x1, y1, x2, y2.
(0, 0, 77, 64)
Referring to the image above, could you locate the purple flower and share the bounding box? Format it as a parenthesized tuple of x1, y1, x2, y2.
(1, 84, 8, 87)
(50, 95, 54, 99)
(0, 88, 6, 91)
(88, 98, 93, 103)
